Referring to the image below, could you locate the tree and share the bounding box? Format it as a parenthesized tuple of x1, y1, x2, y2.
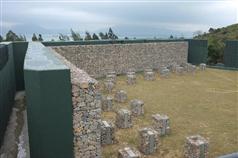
(193, 30, 203, 37)
(84, 31, 92, 40)
(209, 28, 215, 33)
(32, 33, 38, 41)
(59, 33, 70, 41)
(169, 35, 174, 39)
(92, 33, 99, 40)
(70, 29, 82, 41)
(124, 37, 129, 40)
(207, 38, 224, 64)
(19, 35, 26, 41)
(38, 34, 43, 41)
(99, 32, 105, 39)
(104, 33, 109, 39)
(108, 27, 118, 39)
(6, 30, 22, 41)
(0, 35, 3, 42)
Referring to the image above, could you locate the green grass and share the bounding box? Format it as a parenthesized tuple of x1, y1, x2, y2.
(100, 68, 238, 158)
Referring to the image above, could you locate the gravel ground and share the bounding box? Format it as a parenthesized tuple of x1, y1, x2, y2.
(0, 91, 30, 158)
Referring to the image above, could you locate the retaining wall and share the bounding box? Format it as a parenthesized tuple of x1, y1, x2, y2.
(224, 40, 238, 68)
(52, 41, 188, 78)
(51, 49, 102, 158)
(12, 42, 28, 91)
(24, 42, 73, 158)
(187, 39, 208, 65)
(0, 43, 16, 146)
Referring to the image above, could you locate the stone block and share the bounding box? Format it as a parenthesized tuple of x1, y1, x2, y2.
(152, 114, 170, 136)
(175, 66, 184, 75)
(199, 63, 206, 71)
(106, 70, 116, 81)
(116, 109, 132, 128)
(184, 135, 209, 158)
(127, 74, 136, 85)
(130, 99, 144, 116)
(144, 69, 156, 81)
(104, 80, 114, 93)
(139, 127, 159, 155)
(160, 68, 170, 78)
(115, 90, 127, 103)
(118, 147, 141, 158)
(169, 63, 179, 73)
(100, 120, 115, 145)
(102, 96, 113, 112)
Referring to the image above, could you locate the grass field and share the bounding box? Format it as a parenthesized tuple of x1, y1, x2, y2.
(100, 68, 238, 158)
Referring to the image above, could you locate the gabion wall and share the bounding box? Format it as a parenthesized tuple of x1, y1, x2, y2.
(52, 49, 101, 158)
(52, 42, 188, 78)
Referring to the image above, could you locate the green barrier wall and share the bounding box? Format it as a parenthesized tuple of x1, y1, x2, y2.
(24, 42, 73, 158)
(187, 39, 208, 65)
(12, 42, 28, 91)
(0, 43, 16, 146)
(224, 40, 238, 68)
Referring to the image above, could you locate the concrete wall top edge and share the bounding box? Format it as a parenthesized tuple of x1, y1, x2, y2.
(24, 42, 69, 71)
(43, 39, 194, 47)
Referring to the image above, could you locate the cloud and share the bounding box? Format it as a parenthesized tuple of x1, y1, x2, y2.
(0, 21, 21, 28)
(25, 7, 121, 31)
(1, 0, 237, 37)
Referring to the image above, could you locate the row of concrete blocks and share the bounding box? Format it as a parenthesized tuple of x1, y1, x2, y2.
(104, 63, 207, 92)
(118, 134, 208, 158)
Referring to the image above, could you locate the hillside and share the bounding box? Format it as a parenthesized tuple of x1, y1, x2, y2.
(194, 23, 238, 64)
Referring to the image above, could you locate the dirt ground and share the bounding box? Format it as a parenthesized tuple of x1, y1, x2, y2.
(100, 68, 238, 158)
(0, 92, 30, 158)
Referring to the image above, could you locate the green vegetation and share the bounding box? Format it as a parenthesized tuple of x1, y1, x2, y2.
(194, 23, 238, 64)
(0, 30, 26, 42)
(31, 33, 44, 41)
(100, 69, 238, 158)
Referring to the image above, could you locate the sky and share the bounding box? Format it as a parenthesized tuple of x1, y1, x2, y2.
(1, 0, 238, 39)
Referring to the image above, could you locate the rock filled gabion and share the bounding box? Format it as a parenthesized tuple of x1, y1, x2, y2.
(139, 127, 159, 155)
(106, 71, 117, 83)
(199, 63, 206, 71)
(127, 73, 136, 85)
(183, 63, 196, 74)
(144, 69, 156, 81)
(52, 51, 101, 158)
(102, 96, 113, 112)
(169, 63, 179, 73)
(184, 135, 209, 158)
(116, 109, 133, 128)
(130, 99, 144, 116)
(100, 120, 115, 145)
(160, 68, 170, 78)
(152, 114, 170, 136)
(118, 147, 141, 158)
(175, 66, 184, 75)
(52, 42, 188, 78)
(114, 90, 128, 103)
(104, 80, 114, 93)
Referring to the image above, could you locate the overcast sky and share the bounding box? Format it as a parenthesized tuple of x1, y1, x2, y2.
(1, 0, 238, 38)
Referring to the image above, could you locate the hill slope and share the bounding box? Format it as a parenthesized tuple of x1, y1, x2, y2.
(194, 23, 238, 64)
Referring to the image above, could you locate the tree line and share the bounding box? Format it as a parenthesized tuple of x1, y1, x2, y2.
(58, 27, 118, 41)
(0, 27, 182, 42)
(0, 27, 119, 42)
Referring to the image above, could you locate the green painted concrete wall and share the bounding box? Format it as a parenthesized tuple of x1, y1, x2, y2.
(224, 40, 238, 68)
(187, 39, 208, 65)
(12, 42, 28, 91)
(24, 42, 73, 158)
(0, 43, 16, 146)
